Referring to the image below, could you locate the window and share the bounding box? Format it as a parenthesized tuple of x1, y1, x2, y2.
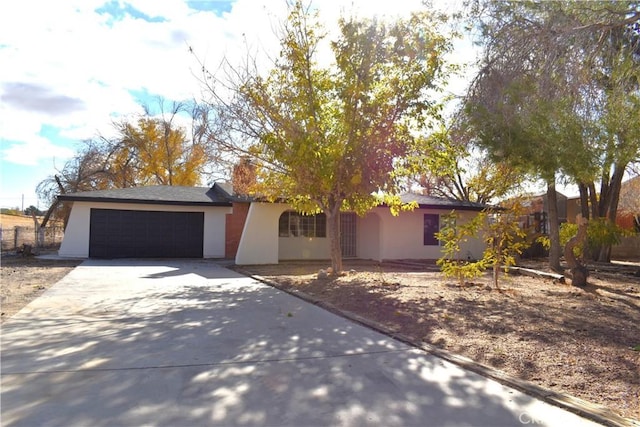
(423, 214, 440, 246)
(279, 211, 327, 238)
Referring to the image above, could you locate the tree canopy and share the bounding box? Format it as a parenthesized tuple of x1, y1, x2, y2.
(414, 123, 525, 204)
(463, 0, 640, 267)
(37, 102, 209, 227)
(198, 1, 456, 272)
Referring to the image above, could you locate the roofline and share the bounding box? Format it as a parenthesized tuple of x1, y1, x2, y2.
(242, 199, 490, 212)
(56, 195, 232, 207)
(413, 204, 488, 212)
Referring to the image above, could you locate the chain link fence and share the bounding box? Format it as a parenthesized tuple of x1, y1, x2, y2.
(1, 226, 65, 252)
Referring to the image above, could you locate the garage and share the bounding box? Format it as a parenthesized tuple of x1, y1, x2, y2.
(89, 208, 204, 258)
(57, 185, 233, 259)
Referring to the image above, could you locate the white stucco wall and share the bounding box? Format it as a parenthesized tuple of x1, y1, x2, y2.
(357, 211, 381, 261)
(234, 202, 487, 264)
(235, 202, 288, 265)
(278, 236, 330, 260)
(235, 203, 331, 264)
(372, 207, 485, 261)
(58, 201, 231, 258)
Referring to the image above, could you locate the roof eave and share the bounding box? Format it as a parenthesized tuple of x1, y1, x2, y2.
(56, 195, 232, 207)
(414, 203, 487, 211)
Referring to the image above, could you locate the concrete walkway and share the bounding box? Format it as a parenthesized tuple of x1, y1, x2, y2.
(1, 259, 600, 427)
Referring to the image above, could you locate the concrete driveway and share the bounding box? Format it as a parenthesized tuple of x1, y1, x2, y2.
(1, 259, 599, 427)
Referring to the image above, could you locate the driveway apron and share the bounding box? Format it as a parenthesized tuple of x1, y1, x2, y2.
(1, 259, 599, 427)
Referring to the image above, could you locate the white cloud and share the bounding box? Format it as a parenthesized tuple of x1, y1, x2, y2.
(0, 0, 476, 207)
(1, 136, 75, 167)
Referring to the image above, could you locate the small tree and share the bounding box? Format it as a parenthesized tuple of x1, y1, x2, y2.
(24, 206, 41, 216)
(436, 211, 487, 286)
(436, 201, 529, 290)
(482, 200, 529, 290)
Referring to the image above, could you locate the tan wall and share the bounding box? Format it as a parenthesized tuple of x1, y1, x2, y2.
(612, 236, 640, 259)
(234, 202, 488, 264)
(358, 211, 381, 261)
(373, 207, 486, 261)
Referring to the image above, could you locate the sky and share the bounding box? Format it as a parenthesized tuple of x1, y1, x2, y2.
(0, 0, 476, 210)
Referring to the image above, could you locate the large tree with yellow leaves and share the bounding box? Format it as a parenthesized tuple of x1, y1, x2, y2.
(199, 1, 455, 273)
(37, 102, 209, 226)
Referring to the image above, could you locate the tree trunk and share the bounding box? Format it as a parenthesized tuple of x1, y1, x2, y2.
(546, 181, 562, 273)
(588, 182, 598, 220)
(578, 182, 590, 219)
(597, 165, 625, 263)
(578, 182, 592, 260)
(564, 215, 589, 287)
(325, 202, 343, 274)
(41, 175, 67, 229)
(40, 199, 59, 228)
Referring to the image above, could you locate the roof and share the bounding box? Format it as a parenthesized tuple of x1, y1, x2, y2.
(399, 193, 491, 211)
(57, 183, 233, 207)
(56, 185, 491, 211)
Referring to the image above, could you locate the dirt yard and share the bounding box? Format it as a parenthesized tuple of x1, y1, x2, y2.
(0, 254, 82, 321)
(1, 254, 638, 423)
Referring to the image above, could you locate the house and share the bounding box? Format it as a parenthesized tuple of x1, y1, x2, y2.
(57, 184, 489, 263)
(519, 191, 568, 235)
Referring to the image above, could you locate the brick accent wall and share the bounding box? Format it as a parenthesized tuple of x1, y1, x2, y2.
(225, 202, 250, 259)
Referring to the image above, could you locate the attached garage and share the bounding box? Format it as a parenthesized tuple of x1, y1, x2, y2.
(89, 209, 204, 258)
(57, 185, 233, 259)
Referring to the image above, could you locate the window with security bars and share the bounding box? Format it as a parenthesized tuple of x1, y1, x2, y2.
(279, 211, 327, 237)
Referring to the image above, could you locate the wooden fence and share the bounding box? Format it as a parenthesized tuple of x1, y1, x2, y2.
(0, 226, 65, 252)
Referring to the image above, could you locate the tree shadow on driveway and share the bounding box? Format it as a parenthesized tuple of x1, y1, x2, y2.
(0, 260, 597, 427)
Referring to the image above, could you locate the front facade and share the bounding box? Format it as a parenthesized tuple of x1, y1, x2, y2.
(58, 184, 488, 263)
(233, 195, 487, 265)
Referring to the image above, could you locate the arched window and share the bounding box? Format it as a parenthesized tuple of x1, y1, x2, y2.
(278, 211, 327, 237)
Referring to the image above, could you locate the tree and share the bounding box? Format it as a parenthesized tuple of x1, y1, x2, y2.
(435, 211, 488, 286)
(197, 1, 454, 273)
(465, 67, 579, 272)
(23, 206, 42, 216)
(435, 199, 529, 290)
(463, 0, 640, 268)
(483, 199, 529, 290)
(414, 124, 525, 204)
(36, 101, 210, 227)
(110, 115, 206, 187)
(36, 140, 114, 227)
(563, 215, 589, 287)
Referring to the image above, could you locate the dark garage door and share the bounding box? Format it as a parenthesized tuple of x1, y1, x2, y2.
(89, 209, 204, 258)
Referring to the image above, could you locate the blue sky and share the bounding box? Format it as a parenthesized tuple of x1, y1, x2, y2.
(0, 0, 473, 210)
